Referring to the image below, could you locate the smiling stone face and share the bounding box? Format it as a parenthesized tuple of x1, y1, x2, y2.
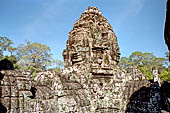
(63, 7, 120, 76)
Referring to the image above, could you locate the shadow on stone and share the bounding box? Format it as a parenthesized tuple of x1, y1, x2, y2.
(125, 86, 151, 113)
(30, 87, 37, 99)
(0, 72, 4, 80)
(0, 59, 14, 71)
(0, 102, 7, 113)
(126, 82, 170, 113)
(160, 81, 170, 112)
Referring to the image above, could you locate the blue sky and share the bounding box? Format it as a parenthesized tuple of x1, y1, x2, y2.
(0, 0, 168, 61)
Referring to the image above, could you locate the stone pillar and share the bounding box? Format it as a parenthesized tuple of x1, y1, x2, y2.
(152, 67, 160, 86)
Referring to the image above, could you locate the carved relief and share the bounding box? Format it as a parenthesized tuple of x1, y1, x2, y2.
(63, 6, 120, 76)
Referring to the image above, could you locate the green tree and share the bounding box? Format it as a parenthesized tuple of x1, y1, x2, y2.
(129, 51, 167, 72)
(4, 55, 20, 69)
(138, 66, 153, 80)
(129, 51, 144, 66)
(48, 59, 64, 74)
(120, 51, 168, 80)
(16, 41, 52, 71)
(119, 57, 132, 68)
(159, 68, 170, 82)
(0, 37, 19, 69)
(54, 59, 64, 69)
(0, 37, 13, 56)
(8, 47, 17, 56)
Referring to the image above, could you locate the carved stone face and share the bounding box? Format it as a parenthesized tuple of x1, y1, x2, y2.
(63, 7, 120, 74)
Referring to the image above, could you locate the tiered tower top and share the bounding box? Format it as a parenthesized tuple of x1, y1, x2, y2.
(63, 7, 120, 75)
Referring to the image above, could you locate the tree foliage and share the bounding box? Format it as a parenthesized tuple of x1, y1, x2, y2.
(54, 59, 64, 69)
(48, 59, 64, 74)
(16, 41, 52, 71)
(120, 51, 169, 81)
(0, 37, 19, 69)
(0, 37, 63, 78)
(0, 37, 13, 56)
(160, 68, 170, 82)
(4, 55, 20, 69)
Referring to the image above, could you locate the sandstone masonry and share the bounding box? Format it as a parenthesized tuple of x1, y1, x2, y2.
(0, 7, 169, 113)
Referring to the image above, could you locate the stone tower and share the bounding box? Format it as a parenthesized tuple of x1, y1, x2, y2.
(62, 7, 149, 113)
(0, 6, 151, 113)
(63, 6, 120, 76)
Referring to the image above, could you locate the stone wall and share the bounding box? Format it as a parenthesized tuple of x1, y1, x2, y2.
(0, 67, 150, 113)
(0, 69, 169, 113)
(126, 81, 170, 113)
(0, 70, 32, 113)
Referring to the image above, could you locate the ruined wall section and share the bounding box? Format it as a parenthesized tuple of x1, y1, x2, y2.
(0, 68, 150, 113)
(61, 65, 150, 112)
(0, 70, 32, 113)
(0, 70, 93, 113)
(0, 68, 167, 113)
